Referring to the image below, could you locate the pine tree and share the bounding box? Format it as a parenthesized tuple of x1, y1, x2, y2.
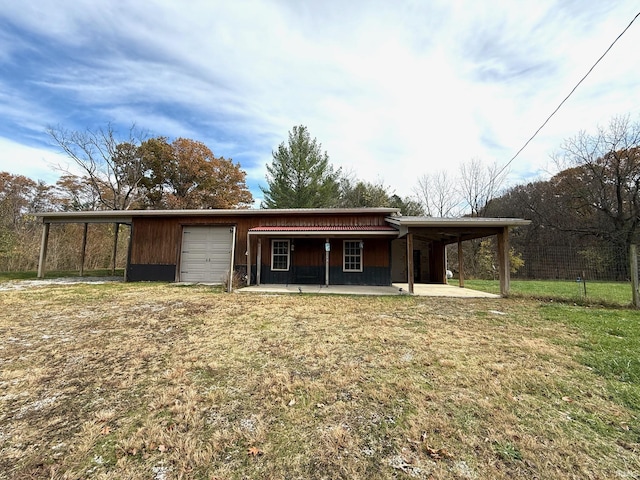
(261, 125, 340, 208)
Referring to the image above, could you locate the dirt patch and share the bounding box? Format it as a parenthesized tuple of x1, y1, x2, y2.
(0, 277, 123, 291)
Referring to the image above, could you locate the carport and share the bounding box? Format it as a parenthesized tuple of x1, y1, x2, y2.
(386, 216, 531, 296)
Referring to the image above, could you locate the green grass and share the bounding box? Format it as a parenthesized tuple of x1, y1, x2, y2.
(541, 304, 640, 413)
(451, 279, 633, 306)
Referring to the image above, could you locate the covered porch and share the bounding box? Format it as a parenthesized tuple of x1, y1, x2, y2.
(246, 225, 398, 287)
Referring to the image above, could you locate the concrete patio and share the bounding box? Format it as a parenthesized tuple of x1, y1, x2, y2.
(236, 283, 500, 298)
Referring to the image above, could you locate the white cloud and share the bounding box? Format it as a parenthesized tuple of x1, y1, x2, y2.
(1, 0, 639, 201)
(0, 137, 73, 183)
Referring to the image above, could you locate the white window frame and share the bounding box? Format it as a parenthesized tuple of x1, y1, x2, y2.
(343, 240, 363, 272)
(271, 239, 290, 271)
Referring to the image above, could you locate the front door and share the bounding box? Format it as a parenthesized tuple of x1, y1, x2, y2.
(292, 238, 324, 284)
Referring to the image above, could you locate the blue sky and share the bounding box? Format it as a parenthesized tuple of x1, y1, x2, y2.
(1, 0, 639, 204)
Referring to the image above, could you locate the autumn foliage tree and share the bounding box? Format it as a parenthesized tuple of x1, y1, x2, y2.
(139, 137, 253, 209)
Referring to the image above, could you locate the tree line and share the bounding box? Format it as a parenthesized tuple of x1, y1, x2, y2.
(2, 116, 639, 277)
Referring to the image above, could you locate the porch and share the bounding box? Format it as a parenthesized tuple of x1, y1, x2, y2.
(237, 282, 499, 298)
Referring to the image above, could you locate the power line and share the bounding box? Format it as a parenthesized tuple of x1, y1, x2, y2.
(496, 9, 640, 179)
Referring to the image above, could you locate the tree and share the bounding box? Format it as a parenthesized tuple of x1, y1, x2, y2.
(414, 170, 461, 217)
(138, 137, 253, 209)
(389, 195, 424, 216)
(0, 172, 49, 271)
(48, 123, 147, 210)
(338, 179, 392, 208)
(458, 158, 508, 217)
(261, 125, 341, 208)
(552, 115, 640, 254)
(54, 174, 102, 211)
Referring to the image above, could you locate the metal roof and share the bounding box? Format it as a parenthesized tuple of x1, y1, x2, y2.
(36, 207, 401, 224)
(385, 216, 531, 228)
(248, 225, 399, 236)
(249, 225, 397, 232)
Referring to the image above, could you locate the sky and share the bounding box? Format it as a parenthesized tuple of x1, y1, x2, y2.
(1, 0, 639, 206)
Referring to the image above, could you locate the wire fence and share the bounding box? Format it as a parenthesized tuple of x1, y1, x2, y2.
(513, 244, 629, 282)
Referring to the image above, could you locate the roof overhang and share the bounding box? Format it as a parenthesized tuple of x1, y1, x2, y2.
(386, 216, 531, 244)
(36, 207, 400, 224)
(248, 225, 399, 237)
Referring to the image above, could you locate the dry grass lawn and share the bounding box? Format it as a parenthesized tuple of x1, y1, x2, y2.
(0, 282, 638, 479)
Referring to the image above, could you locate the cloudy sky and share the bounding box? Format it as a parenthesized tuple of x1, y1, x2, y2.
(1, 0, 639, 204)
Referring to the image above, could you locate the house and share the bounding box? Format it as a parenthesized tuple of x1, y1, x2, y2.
(35, 208, 530, 295)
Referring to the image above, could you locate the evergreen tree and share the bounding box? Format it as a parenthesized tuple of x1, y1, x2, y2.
(261, 125, 340, 208)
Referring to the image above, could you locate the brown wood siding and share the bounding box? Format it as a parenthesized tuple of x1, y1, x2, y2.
(328, 238, 389, 268)
(130, 218, 181, 264)
(131, 212, 393, 267)
(254, 237, 390, 269)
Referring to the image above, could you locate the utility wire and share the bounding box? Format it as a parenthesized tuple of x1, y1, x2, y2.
(496, 9, 640, 179)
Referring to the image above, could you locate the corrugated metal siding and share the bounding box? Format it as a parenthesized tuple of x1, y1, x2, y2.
(131, 212, 394, 276)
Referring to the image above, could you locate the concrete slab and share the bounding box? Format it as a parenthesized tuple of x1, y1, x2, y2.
(237, 283, 500, 298)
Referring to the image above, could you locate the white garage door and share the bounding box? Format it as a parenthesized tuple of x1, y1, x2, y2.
(180, 226, 234, 283)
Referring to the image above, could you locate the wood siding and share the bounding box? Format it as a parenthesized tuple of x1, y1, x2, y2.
(131, 212, 394, 268)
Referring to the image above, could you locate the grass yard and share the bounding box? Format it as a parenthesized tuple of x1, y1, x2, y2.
(0, 282, 638, 479)
(451, 279, 634, 307)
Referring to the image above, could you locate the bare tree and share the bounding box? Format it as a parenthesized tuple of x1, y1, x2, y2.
(48, 123, 147, 210)
(414, 170, 461, 217)
(458, 158, 508, 216)
(552, 114, 640, 253)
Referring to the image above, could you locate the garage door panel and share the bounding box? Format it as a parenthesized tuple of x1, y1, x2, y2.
(181, 226, 233, 283)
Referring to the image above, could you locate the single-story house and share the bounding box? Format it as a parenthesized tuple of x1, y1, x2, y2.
(35, 208, 530, 295)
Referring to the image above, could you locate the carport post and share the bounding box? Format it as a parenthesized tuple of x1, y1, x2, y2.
(37, 222, 50, 279)
(246, 231, 251, 286)
(457, 237, 465, 288)
(497, 227, 510, 296)
(110, 223, 119, 275)
(256, 237, 262, 285)
(407, 232, 414, 294)
(79, 222, 88, 277)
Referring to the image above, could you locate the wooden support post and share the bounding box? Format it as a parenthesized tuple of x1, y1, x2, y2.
(80, 223, 88, 277)
(37, 223, 50, 279)
(111, 223, 120, 275)
(407, 232, 414, 294)
(124, 224, 132, 282)
(246, 232, 251, 286)
(325, 238, 330, 287)
(227, 226, 236, 293)
(457, 237, 465, 288)
(256, 237, 262, 285)
(631, 244, 639, 308)
(497, 227, 510, 296)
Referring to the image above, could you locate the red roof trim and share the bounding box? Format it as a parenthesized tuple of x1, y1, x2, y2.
(249, 225, 398, 232)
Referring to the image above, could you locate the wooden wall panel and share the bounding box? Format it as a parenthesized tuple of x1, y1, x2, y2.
(131, 212, 394, 268)
(130, 218, 180, 264)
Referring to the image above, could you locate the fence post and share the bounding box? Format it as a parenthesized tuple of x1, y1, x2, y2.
(631, 244, 639, 308)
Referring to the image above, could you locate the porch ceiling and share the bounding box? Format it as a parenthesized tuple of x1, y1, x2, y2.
(386, 216, 531, 244)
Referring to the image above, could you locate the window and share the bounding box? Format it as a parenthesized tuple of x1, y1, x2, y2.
(343, 240, 363, 272)
(271, 239, 290, 271)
